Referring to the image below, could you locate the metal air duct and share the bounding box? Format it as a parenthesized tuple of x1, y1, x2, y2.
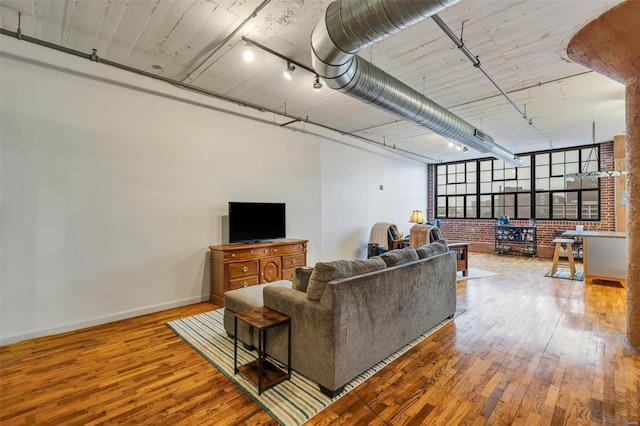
(311, 0, 524, 167)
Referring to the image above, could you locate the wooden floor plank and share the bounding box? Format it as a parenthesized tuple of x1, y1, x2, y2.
(1, 253, 638, 425)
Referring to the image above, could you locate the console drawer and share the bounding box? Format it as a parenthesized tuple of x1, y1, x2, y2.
(282, 253, 305, 270)
(223, 247, 271, 262)
(228, 261, 258, 279)
(270, 243, 307, 256)
(281, 268, 295, 281)
(229, 275, 259, 290)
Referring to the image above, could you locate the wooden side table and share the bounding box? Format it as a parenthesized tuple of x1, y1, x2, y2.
(448, 242, 469, 277)
(392, 238, 411, 249)
(234, 307, 291, 395)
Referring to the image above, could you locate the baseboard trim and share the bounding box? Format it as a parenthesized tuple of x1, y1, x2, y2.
(0, 294, 211, 346)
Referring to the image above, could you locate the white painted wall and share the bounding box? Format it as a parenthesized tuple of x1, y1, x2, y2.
(0, 37, 426, 344)
(320, 142, 426, 261)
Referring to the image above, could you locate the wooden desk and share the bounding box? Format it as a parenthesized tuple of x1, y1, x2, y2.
(448, 242, 469, 277)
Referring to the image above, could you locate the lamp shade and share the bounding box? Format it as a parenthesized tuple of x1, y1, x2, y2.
(409, 210, 424, 224)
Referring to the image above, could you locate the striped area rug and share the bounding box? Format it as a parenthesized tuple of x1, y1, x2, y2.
(167, 308, 461, 426)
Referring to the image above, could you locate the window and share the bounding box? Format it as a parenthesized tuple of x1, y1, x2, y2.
(435, 145, 600, 220)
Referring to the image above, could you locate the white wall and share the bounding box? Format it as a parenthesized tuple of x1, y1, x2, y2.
(320, 142, 426, 260)
(0, 37, 426, 344)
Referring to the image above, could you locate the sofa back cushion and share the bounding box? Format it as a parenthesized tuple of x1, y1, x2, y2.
(306, 257, 387, 301)
(292, 266, 314, 292)
(379, 247, 419, 267)
(415, 240, 448, 259)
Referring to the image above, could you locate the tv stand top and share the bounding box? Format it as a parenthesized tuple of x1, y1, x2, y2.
(229, 239, 279, 245)
(210, 238, 308, 252)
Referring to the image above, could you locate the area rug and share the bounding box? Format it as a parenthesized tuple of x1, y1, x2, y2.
(544, 270, 585, 281)
(457, 268, 499, 281)
(167, 308, 464, 426)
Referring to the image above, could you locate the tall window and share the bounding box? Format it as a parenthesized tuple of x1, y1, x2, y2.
(533, 147, 599, 220)
(436, 162, 477, 218)
(435, 145, 600, 220)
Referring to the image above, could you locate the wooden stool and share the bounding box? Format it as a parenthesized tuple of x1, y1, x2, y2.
(551, 238, 576, 279)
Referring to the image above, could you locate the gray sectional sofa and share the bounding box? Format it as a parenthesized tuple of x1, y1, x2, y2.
(223, 241, 457, 397)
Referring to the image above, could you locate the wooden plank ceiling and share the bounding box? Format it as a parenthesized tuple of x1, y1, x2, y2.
(0, 0, 627, 164)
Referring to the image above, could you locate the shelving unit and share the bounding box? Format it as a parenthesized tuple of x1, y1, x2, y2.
(495, 225, 537, 257)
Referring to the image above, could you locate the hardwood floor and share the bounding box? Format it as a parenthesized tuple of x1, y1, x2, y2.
(1, 253, 638, 425)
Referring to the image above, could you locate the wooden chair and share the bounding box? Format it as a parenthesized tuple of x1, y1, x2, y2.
(409, 224, 439, 248)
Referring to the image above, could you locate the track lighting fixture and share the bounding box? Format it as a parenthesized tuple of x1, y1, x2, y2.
(283, 62, 295, 80)
(450, 142, 468, 152)
(242, 42, 254, 63)
(241, 36, 319, 88)
(313, 75, 323, 91)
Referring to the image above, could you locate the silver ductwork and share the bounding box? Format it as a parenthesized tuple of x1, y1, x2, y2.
(311, 0, 523, 167)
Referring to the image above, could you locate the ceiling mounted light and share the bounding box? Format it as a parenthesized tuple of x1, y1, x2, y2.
(242, 42, 254, 63)
(283, 62, 295, 80)
(313, 75, 323, 91)
(447, 140, 454, 147)
(456, 144, 463, 151)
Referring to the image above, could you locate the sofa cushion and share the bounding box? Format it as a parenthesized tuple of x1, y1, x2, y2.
(415, 240, 448, 259)
(379, 247, 419, 267)
(306, 257, 387, 301)
(292, 266, 313, 292)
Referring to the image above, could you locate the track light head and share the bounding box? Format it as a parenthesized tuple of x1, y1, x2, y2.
(283, 62, 295, 80)
(313, 75, 323, 91)
(243, 42, 254, 63)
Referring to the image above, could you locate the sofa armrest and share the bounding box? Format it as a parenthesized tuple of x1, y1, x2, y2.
(263, 287, 332, 335)
(263, 286, 338, 391)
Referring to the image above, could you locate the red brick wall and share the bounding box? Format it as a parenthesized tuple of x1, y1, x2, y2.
(427, 142, 616, 258)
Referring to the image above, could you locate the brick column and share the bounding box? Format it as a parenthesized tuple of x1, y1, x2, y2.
(626, 80, 640, 346)
(567, 0, 640, 347)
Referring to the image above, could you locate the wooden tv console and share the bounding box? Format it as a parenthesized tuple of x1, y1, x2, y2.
(209, 239, 308, 306)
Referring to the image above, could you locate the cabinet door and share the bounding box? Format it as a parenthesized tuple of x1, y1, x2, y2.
(260, 257, 282, 283)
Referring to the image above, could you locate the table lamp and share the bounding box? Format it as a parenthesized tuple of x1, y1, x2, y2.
(409, 210, 424, 224)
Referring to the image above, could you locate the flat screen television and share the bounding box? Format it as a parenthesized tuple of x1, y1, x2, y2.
(228, 202, 286, 243)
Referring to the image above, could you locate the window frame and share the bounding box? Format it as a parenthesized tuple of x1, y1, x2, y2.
(435, 145, 601, 221)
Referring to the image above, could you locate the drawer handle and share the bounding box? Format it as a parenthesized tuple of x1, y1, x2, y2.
(273, 249, 277, 252)
(291, 259, 297, 265)
(231, 254, 236, 258)
(241, 266, 248, 273)
(242, 282, 248, 288)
